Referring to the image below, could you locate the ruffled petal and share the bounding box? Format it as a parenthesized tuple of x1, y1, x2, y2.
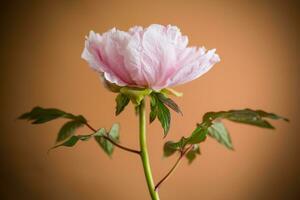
(167, 48, 220, 87)
(82, 25, 220, 90)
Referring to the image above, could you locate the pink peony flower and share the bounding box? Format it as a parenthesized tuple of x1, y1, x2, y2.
(81, 24, 220, 91)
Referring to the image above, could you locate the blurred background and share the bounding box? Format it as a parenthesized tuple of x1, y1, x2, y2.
(0, 0, 299, 199)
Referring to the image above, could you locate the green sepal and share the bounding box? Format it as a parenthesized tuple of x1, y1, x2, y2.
(120, 87, 152, 105)
(100, 75, 122, 93)
(160, 88, 183, 97)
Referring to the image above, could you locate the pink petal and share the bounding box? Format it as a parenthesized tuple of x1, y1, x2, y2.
(82, 25, 221, 90)
(168, 48, 220, 87)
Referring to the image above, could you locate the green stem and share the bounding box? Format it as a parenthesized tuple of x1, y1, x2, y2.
(139, 100, 160, 200)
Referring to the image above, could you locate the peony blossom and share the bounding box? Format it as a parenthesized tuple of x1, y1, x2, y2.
(81, 24, 220, 91)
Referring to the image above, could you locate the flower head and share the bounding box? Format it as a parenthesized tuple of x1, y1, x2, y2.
(82, 24, 220, 91)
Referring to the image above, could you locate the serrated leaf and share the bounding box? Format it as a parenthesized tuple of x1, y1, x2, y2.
(115, 93, 130, 115)
(56, 120, 85, 142)
(18, 107, 87, 124)
(185, 144, 201, 164)
(156, 93, 182, 115)
(94, 124, 120, 157)
(208, 121, 233, 150)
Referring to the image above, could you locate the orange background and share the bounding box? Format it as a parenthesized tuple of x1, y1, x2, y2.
(1, 1, 299, 199)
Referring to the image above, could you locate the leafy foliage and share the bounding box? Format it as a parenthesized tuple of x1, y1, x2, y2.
(94, 124, 120, 156)
(208, 121, 233, 150)
(18, 106, 85, 124)
(19, 107, 121, 157)
(19, 107, 87, 143)
(51, 134, 93, 149)
(50, 123, 120, 157)
(115, 93, 130, 115)
(185, 144, 200, 164)
(56, 119, 86, 142)
(150, 93, 182, 137)
(164, 109, 288, 163)
(156, 93, 182, 115)
(163, 140, 183, 157)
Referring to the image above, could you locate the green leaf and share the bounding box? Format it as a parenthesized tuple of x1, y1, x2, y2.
(149, 92, 182, 136)
(208, 121, 233, 150)
(19, 107, 71, 124)
(163, 108, 288, 164)
(108, 123, 120, 142)
(203, 109, 288, 129)
(163, 137, 188, 157)
(255, 110, 289, 122)
(149, 95, 157, 123)
(156, 93, 182, 115)
(157, 100, 171, 137)
(186, 126, 208, 144)
(163, 141, 179, 157)
(94, 124, 120, 156)
(185, 144, 201, 164)
(51, 134, 92, 149)
(18, 106, 87, 124)
(56, 120, 85, 142)
(150, 93, 171, 136)
(115, 93, 130, 115)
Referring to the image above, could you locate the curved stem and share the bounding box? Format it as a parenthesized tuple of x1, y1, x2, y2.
(139, 100, 160, 200)
(85, 122, 140, 155)
(155, 145, 193, 191)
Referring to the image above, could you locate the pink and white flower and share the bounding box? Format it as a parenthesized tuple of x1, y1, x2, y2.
(82, 24, 220, 91)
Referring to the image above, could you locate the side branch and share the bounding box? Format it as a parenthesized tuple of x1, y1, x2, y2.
(85, 122, 140, 155)
(155, 145, 193, 191)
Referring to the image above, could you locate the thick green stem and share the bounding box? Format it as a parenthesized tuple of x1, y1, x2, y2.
(139, 100, 160, 200)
